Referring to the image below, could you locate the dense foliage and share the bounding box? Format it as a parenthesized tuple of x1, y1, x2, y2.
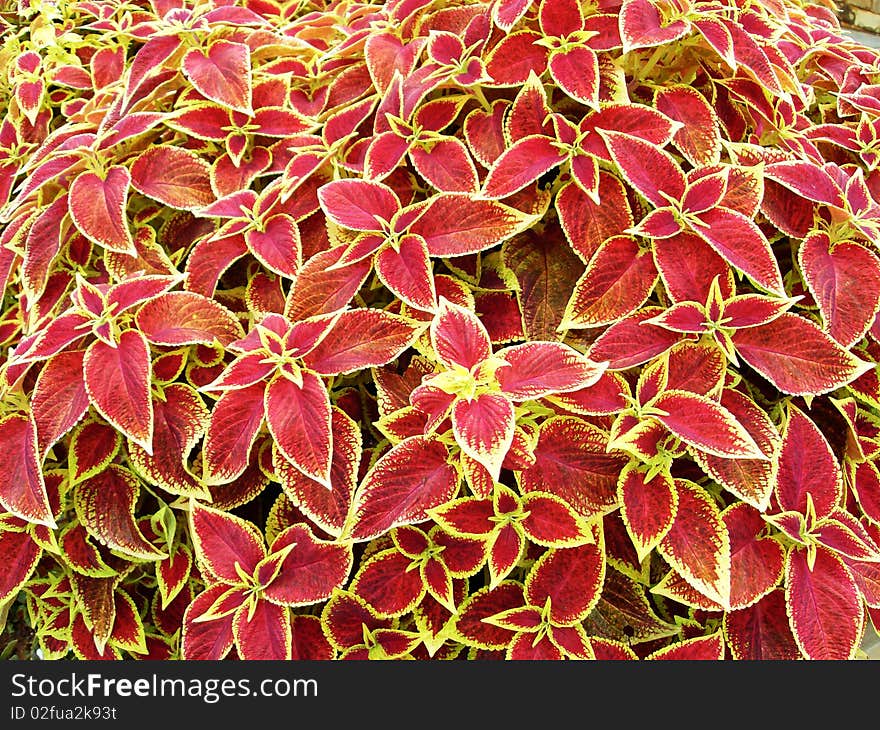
(2, 0, 880, 660)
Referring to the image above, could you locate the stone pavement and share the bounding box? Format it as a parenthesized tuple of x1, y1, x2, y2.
(843, 25, 880, 47)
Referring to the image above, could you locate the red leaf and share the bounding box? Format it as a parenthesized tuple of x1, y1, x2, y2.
(302, 309, 420, 375)
(619, 467, 677, 562)
(262, 523, 353, 606)
(598, 130, 685, 207)
(31, 350, 89, 456)
(410, 137, 479, 193)
(581, 104, 680, 156)
(482, 135, 567, 199)
(493, 0, 534, 30)
(502, 224, 584, 340)
(557, 176, 632, 264)
(364, 131, 410, 180)
(182, 40, 252, 114)
(429, 496, 495, 537)
(725, 503, 786, 610)
(799, 232, 880, 347)
(181, 585, 237, 660)
(136, 291, 244, 346)
(732, 313, 873, 396)
(232, 599, 291, 660)
(107, 273, 181, 315)
(653, 231, 734, 304)
(550, 370, 629, 415)
(484, 32, 549, 86)
(452, 392, 515, 482)
(190, 500, 265, 583)
(526, 540, 605, 624)
(508, 631, 563, 659)
(786, 546, 862, 660)
(365, 32, 425, 93)
(774, 405, 842, 520)
(290, 614, 335, 660)
(764, 161, 845, 207)
(521, 416, 626, 518)
(496, 341, 605, 399)
(203, 382, 266, 484)
(650, 389, 768, 459)
(266, 372, 332, 487)
(130, 146, 215, 210)
(691, 207, 785, 295)
(245, 214, 301, 278)
(184, 233, 248, 297)
(658, 480, 731, 609)
(722, 294, 797, 329)
(521, 493, 590, 546)
(74, 466, 164, 560)
(654, 86, 721, 166)
(70, 421, 120, 484)
(539, 0, 583, 37)
(321, 591, 393, 650)
(285, 247, 372, 321)
(68, 167, 134, 254)
(453, 581, 525, 649)
(110, 590, 147, 654)
(22, 194, 68, 300)
(852, 461, 880, 524)
(276, 408, 360, 537)
(124, 33, 182, 101)
(349, 436, 458, 542)
(128, 384, 210, 499)
(0, 528, 41, 601)
(429, 298, 492, 370)
(761, 178, 815, 238)
(562, 235, 658, 328)
(646, 633, 724, 660)
(157, 543, 193, 608)
(587, 307, 681, 370)
(318, 179, 400, 230)
(619, 0, 690, 51)
(375, 233, 436, 312)
(664, 341, 725, 396)
(693, 388, 779, 510)
(350, 549, 425, 616)
(549, 46, 599, 107)
(723, 588, 800, 660)
(83, 330, 153, 452)
(408, 193, 531, 256)
(488, 522, 525, 586)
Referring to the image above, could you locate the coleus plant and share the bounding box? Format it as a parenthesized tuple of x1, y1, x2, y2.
(3, 0, 880, 663)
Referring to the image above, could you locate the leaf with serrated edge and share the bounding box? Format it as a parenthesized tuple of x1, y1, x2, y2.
(265, 372, 332, 488)
(618, 465, 678, 563)
(657, 479, 731, 609)
(83, 331, 153, 453)
(261, 523, 353, 607)
(202, 382, 266, 485)
(350, 548, 425, 617)
(0, 414, 55, 527)
(74, 466, 165, 560)
(645, 632, 724, 660)
(136, 292, 244, 347)
(188, 500, 265, 583)
(525, 536, 605, 625)
(68, 167, 134, 254)
(649, 389, 768, 460)
(774, 404, 842, 520)
(723, 588, 801, 660)
(521, 416, 626, 519)
(786, 546, 863, 660)
(349, 435, 459, 542)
